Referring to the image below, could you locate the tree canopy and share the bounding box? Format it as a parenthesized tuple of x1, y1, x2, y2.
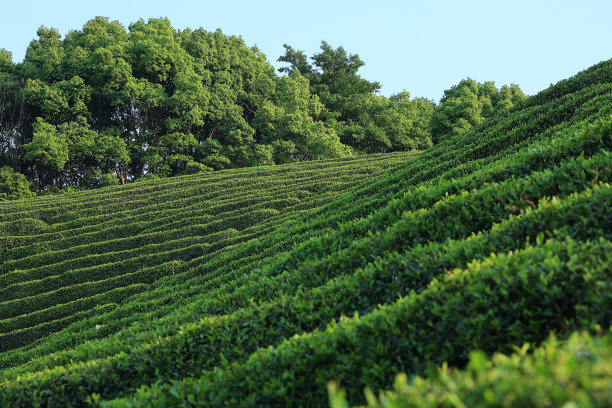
(431, 78, 525, 143)
(278, 43, 435, 152)
(0, 17, 524, 197)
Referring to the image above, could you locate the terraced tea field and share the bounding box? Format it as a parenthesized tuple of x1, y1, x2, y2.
(0, 152, 415, 354)
(1, 59, 611, 407)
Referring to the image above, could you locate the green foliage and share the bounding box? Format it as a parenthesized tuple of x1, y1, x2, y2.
(24, 118, 69, 171)
(3, 17, 537, 192)
(8, 18, 432, 191)
(0, 36, 610, 408)
(253, 72, 347, 160)
(0, 49, 12, 71)
(100, 172, 119, 186)
(331, 330, 612, 407)
(0, 167, 34, 200)
(0, 152, 410, 356)
(279, 42, 435, 153)
(431, 78, 526, 143)
(99, 237, 612, 407)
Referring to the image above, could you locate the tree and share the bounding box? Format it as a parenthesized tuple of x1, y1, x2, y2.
(253, 72, 348, 161)
(0, 49, 26, 170)
(24, 118, 69, 173)
(277, 42, 432, 153)
(431, 78, 526, 143)
(0, 17, 470, 194)
(21, 27, 64, 82)
(386, 92, 434, 150)
(278, 45, 312, 76)
(0, 166, 34, 200)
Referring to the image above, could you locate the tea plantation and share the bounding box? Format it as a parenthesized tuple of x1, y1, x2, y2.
(1, 59, 611, 407)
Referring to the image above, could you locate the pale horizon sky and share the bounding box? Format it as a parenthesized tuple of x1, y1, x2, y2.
(1, 0, 610, 101)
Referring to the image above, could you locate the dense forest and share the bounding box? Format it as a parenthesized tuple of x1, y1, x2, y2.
(0, 17, 525, 197)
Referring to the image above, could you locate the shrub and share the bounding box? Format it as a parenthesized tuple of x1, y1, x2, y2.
(0, 166, 34, 200)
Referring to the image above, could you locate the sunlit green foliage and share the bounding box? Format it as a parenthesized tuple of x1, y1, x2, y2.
(330, 330, 612, 408)
(431, 78, 526, 143)
(0, 18, 442, 194)
(0, 58, 609, 407)
(279, 42, 435, 152)
(0, 166, 34, 200)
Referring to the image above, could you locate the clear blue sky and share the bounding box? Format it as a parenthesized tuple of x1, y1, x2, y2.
(1, 0, 610, 101)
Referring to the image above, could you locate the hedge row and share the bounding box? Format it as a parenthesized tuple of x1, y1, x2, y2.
(0, 164, 382, 257)
(0, 284, 146, 337)
(0, 303, 118, 356)
(141, 122, 609, 326)
(2, 181, 607, 402)
(94, 237, 612, 407)
(0, 153, 409, 224)
(0, 152, 405, 214)
(329, 329, 612, 408)
(0, 157, 408, 348)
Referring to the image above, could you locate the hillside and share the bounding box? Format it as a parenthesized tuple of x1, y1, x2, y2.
(0, 59, 611, 407)
(0, 152, 413, 353)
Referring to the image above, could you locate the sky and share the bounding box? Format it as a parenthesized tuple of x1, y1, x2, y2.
(1, 0, 610, 101)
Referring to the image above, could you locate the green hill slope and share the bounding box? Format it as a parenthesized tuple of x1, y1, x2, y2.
(0, 59, 611, 407)
(0, 152, 414, 354)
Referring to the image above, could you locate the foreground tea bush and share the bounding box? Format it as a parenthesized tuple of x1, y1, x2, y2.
(329, 330, 612, 408)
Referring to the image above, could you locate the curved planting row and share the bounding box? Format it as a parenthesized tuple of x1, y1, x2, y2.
(1, 80, 608, 364)
(0, 59, 610, 407)
(0, 153, 408, 254)
(0, 153, 402, 222)
(2, 113, 610, 386)
(0, 154, 412, 351)
(97, 236, 612, 408)
(2, 181, 609, 403)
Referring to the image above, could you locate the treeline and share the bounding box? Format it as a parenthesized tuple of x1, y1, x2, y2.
(0, 17, 525, 197)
